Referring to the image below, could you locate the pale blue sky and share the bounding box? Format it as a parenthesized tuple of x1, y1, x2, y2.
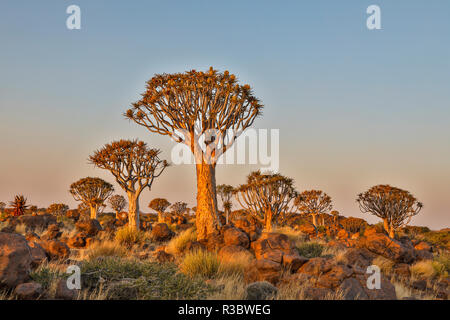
(1, 1, 449, 229)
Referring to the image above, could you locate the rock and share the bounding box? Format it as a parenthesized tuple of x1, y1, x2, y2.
(336, 229, 349, 240)
(262, 249, 284, 263)
(185, 241, 207, 252)
(28, 241, 47, 268)
(14, 282, 43, 299)
(223, 227, 250, 248)
(55, 279, 78, 300)
(303, 287, 333, 300)
(234, 218, 261, 241)
(0, 232, 32, 288)
(18, 214, 57, 232)
(251, 232, 294, 260)
(360, 233, 415, 264)
(316, 264, 353, 289)
(363, 227, 378, 237)
(67, 233, 87, 248)
(392, 263, 411, 278)
(297, 257, 333, 276)
(25, 232, 40, 242)
(75, 219, 103, 237)
(354, 273, 397, 300)
(218, 245, 253, 261)
(350, 233, 360, 240)
(245, 281, 277, 300)
(414, 242, 432, 251)
(412, 279, 427, 291)
(298, 223, 317, 236)
(41, 224, 62, 240)
(414, 249, 433, 261)
(282, 253, 309, 272)
(253, 259, 282, 285)
(340, 248, 375, 270)
(151, 223, 175, 242)
(39, 240, 70, 260)
(339, 277, 369, 300)
(202, 231, 224, 251)
(153, 250, 175, 263)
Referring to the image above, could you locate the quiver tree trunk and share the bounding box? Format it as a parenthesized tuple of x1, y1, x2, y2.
(89, 206, 97, 220)
(157, 211, 164, 223)
(311, 214, 318, 227)
(264, 208, 273, 232)
(127, 192, 140, 230)
(195, 163, 220, 240)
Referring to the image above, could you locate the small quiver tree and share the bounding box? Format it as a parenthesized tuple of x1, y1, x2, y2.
(234, 171, 297, 231)
(47, 203, 69, 217)
(108, 195, 127, 220)
(217, 184, 234, 225)
(356, 184, 423, 238)
(69, 177, 114, 220)
(295, 190, 333, 228)
(149, 198, 171, 223)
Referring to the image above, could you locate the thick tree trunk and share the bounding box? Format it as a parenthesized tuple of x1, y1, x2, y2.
(157, 211, 164, 223)
(383, 218, 390, 235)
(195, 163, 220, 240)
(312, 214, 317, 227)
(89, 205, 97, 220)
(265, 208, 273, 232)
(127, 192, 140, 230)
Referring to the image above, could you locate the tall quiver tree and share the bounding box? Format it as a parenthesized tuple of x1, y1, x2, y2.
(356, 184, 423, 238)
(69, 177, 114, 220)
(217, 184, 234, 224)
(149, 198, 171, 223)
(108, 195, 127, 220)
(234, 171, 297, 231)
(295, 190, 332, 227)
(125, 67, 263, 240)
(89, 139, 168, 230)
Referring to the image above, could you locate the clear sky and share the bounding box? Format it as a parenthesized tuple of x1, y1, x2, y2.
(1, 0, 449, 229)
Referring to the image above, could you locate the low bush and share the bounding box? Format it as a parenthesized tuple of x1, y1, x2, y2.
(180, 250, 220, 279)
(295, 242, 324, 258)
(115, 226, 148, 247)
(166, 228, 197, 255)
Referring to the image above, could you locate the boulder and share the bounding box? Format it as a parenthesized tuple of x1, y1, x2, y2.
(339, 278, 369, 300)
(316, 264, 353, 289)
(298, 223, 317, 236)
(153, 250, 175, 263)
(360, 233, 415, 264)
(414, 241, 432, 251)
(223, 227, 250, 248)
(18, 214, 57, 232)
(39, 240, 70, 260)
(336, 229, 349, 240)
(25, 232, 40, 242)
(251, 232, 294, 260)
(297, 257, 333, 276)
(0, 233, 32, 288)
(14, 282, 43, 300)
(234, 218, 261, 241)
(28, 241, 47, 268)
(66, 233, 87, 249)
(151, 223, 175, 242)
(392, 263, 411, 278)
(245, 281, 278, 300)
(340, 248, 375, 270)
(281, 253, 309, 272)
(55, 279, 78, 300)
(41, 224, 62, 240)
(75, 219, 103, 237)
(253, 259, 282, 285)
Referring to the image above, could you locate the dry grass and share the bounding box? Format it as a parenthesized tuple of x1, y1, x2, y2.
(410, 260, 436, 279)
(218, 251, 254, 277)
(274, 226, 308, 243)
(180, 250, 221, 278)
(115, 226, 148, 247)
(206, 274, 247, 300)
(166, 228, 197, 255)
(82, 240, 128, 260)
(373, 255, 395, 275)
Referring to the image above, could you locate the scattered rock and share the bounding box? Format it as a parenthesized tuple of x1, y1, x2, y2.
(39, 240, 70, 260)
(281, 253, 309, 272)
(55, 279, 78, 300)
(339, 277, 369, 300)
(18, 214, 57, 232)
(223, 227, 250, 248)
(153, 250, 175, 263)
(67, 233, 87, 248)
(28, 241, 47, 268)
(75, 219, 103, 237)
(360, 232, 415, 264)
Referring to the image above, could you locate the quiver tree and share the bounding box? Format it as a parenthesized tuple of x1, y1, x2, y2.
(47, 203, 69, 216)
(330, 210, 340, 225)
(10, 195, 28, 217)
(108, 195, 127, 219)
(69, 177, 114, 220)
(217, 184, 234, 224)
(356, 185, 423, 238)
(149, 198, 171, 223)
(234, 171, 297, 231)
(89, 139, 168, 230)
(170, 201, 188, 216)
(295, 190, 332, 228)
(125, 67, 263, 240)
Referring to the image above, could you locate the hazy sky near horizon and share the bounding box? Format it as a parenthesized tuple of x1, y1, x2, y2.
(1, 1, 449, 229)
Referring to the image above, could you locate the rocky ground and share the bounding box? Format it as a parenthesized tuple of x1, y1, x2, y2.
(0, 212, 448, 300)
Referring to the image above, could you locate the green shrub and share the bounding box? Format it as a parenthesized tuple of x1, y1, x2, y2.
(296, 242, 324, 258)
